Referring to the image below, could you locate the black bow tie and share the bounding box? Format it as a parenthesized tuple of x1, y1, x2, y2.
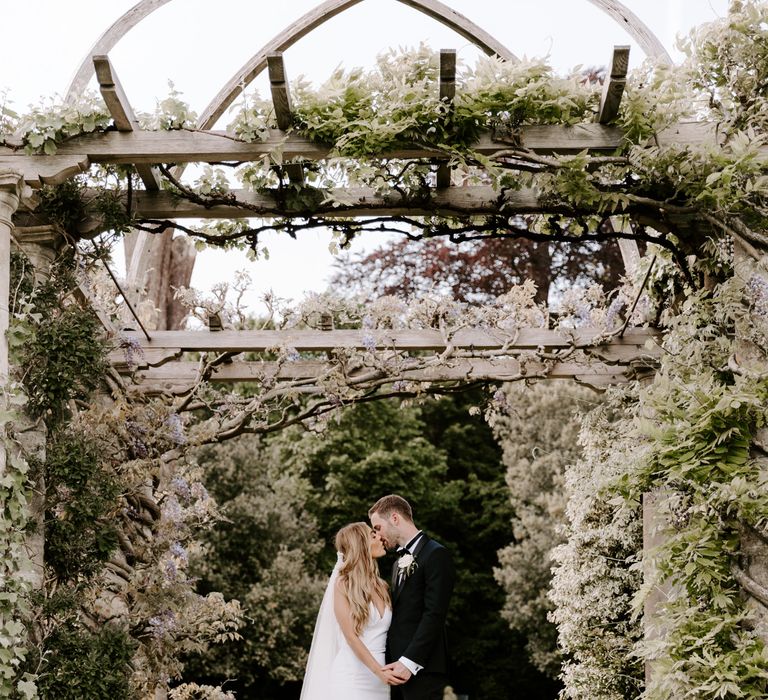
(396, 547, 409, 556)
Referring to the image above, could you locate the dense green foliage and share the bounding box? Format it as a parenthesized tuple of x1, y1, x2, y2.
(6, 252, 133, 698)
(34, 624, 135, 700)
(184, 435, 326, 697)
(621, 278, 768, 698)
(492, 383, 597, 678)
(10, 253, 108, 425)
(4, 3, 768, 699)
(40, 430, 119, 581)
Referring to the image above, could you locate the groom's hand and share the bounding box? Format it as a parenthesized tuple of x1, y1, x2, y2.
(384, 661, 412, 682)
(380, 666, 407, 685)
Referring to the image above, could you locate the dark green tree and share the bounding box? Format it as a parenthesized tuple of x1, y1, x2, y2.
(184, 434, 326, 699)
(287, 394, 560, 699)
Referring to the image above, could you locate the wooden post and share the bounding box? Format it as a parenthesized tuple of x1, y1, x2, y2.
(436, 49, 456, 189)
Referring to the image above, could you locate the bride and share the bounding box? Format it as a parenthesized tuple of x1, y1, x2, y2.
(301, 522, 402, 699)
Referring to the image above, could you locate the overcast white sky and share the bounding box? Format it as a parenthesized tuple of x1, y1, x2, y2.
(1, 0, 729, 313)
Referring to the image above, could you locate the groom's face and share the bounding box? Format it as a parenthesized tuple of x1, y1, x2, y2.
(370, 512, 399, 552)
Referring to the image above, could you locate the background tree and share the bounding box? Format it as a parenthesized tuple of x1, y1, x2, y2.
(331, 223, 624, 306)
(284, 394, 561, 699)
(184, 434, 326, 699)
(492, 382, 598, 678)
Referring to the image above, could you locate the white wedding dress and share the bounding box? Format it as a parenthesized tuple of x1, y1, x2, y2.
(329, 602, 392, 699)
(300, 555, 392, 700)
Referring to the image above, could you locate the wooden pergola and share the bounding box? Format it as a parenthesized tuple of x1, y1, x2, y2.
(0, 0, 691, 398)
(5, 4, 768, 694)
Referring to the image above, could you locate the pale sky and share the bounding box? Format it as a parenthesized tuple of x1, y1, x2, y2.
(1, 0, 729, 314)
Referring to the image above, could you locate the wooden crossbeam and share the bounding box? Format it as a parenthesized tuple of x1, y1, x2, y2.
(112, 327, 654, 352)
(436, 49, 456, 189)
(267, 52, 304, 183)
(0, 122, 720, 188)
(88, 184, 547, 221)
(92, 55, 161, 190)
(598, 45, 630, 125)
(21, 184, 690, 235)
(129, 358, 639, 386)
(109, 327, 658, 368)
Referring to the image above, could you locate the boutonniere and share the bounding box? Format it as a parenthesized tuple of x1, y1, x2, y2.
(397, 553, 418, 579)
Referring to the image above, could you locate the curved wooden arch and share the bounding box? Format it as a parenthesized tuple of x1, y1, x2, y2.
(198, 0, 519, 129)
(65, 0, 173, 102)
(66, 0, 670, 109)
(585, 0, 671, 62)
(194, 0, 519, 129)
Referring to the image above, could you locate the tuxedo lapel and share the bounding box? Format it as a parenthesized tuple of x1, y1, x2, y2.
(392, 534, 431, 601)
(411, 533, 430, 560)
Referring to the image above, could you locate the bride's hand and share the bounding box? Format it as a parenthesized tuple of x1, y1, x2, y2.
(378, 667, 405, 685)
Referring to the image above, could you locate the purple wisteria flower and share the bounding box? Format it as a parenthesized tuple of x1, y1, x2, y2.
(118, 333, 145, 371)
(747, 274, 768, 319)
(170, 476, 191, 502)
(362, 333, 376, 352)
(148, 610, 177, 638)
(162, 496, 183, 523)
(165, 413, 186, 445)
(163, 558, 178, 582)
(604, 296, 626, 329)
(170, 542, 189, 565)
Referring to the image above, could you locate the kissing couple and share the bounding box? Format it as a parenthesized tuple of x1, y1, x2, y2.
(300, 494, 455, 700)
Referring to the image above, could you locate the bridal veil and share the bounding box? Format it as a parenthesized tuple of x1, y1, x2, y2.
(300, 552, 343, 700)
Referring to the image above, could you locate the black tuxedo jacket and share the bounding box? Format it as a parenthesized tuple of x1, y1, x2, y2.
(386, 534, 455, 674)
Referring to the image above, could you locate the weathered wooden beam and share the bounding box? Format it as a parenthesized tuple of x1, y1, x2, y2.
(105, 185, 544, 220)
(126, 358, 642, 384)
(0, 155, 90, 188)
(436, 49, 457, 189)
(267, 52, 293, 131)
(267, 52, 304, 184)
(110, 327, 657, 356)
(93, 55, 161, 190)
(598, 45, 630, 125)
(0, 122, 721, 188)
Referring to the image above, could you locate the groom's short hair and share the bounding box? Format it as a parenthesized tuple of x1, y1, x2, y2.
(369, 494, 413, 522)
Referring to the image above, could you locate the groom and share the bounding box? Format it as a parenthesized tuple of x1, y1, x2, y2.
(369, 494, 455, 700)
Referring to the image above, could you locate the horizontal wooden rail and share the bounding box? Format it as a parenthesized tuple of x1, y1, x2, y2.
(131, 358, 640, 384)
(112, 327, 653, 352)
(2, 122, 719, 187)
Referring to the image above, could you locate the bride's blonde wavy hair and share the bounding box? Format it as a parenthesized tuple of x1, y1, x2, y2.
(335, 522, 390, 635)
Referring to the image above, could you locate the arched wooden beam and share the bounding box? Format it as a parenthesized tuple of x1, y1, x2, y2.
(65, 0, 173, 102)
(65, 0, 670, 107)
(197, 0, 518, 130)
(585, 0, 671, 63)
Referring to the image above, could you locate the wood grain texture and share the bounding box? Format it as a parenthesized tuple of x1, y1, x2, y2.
(436, 49, 457, 189)
(127, 358, 641, 383)
(598, 46, 630, 125)
(93, 55, 160, 190)
(113, 327, 657, 352)
(112, 185, 556, 220)
(8, 123, 632, 162)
